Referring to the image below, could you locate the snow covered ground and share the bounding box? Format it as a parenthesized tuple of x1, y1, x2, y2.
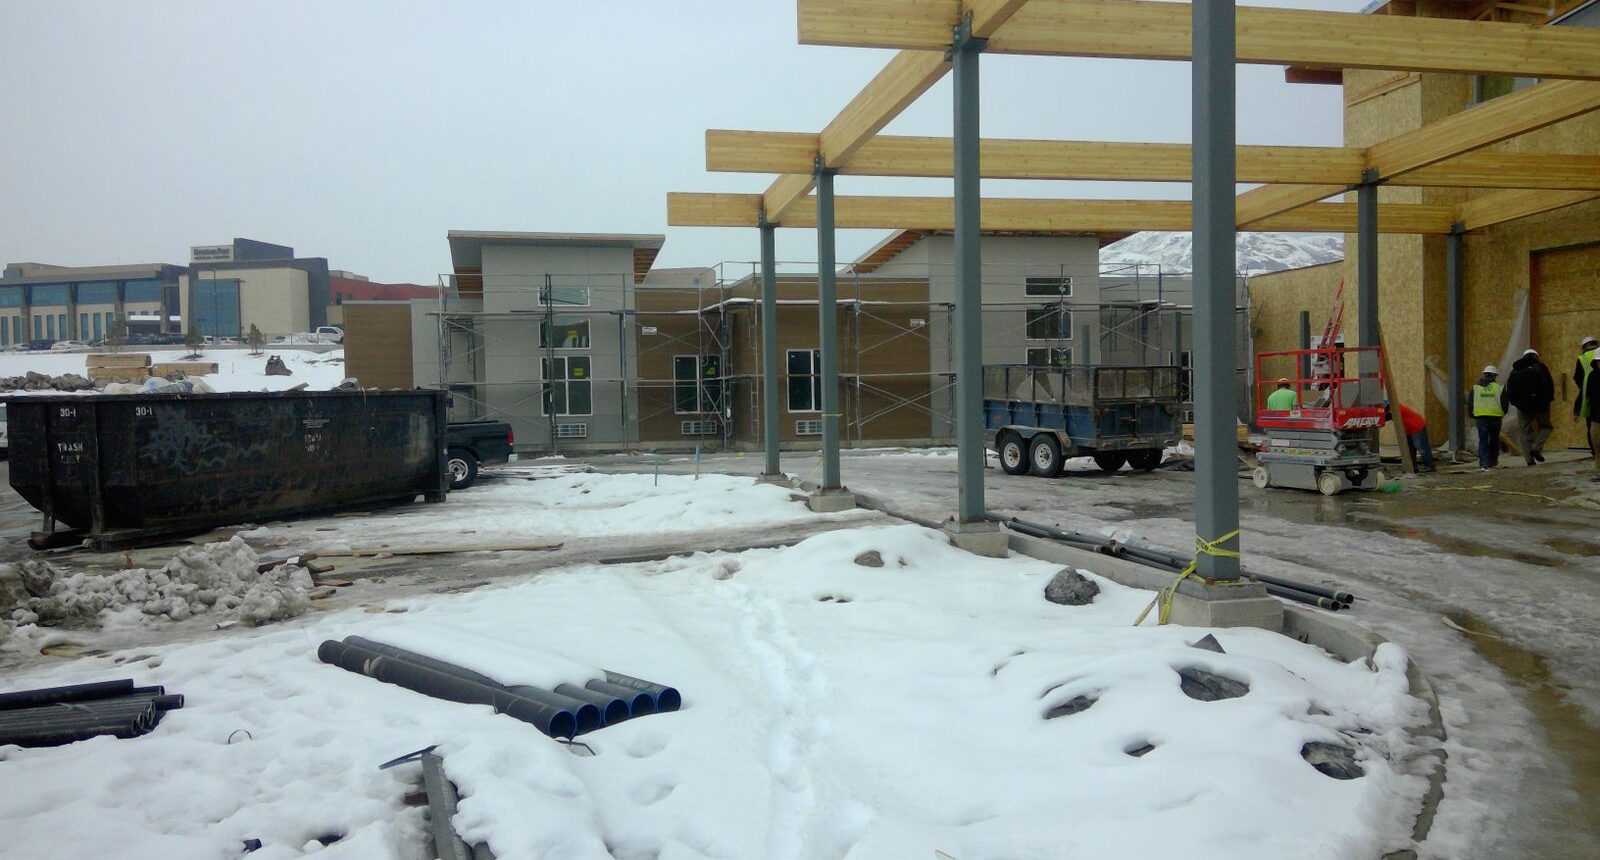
(0, 347, 348, 393)
(240, 470, 869, 553)
(0, 522, 1425, 860)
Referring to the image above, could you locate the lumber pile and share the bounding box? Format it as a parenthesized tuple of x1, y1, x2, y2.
(86, 352, 152, 382)
(151, 361, 218, 377)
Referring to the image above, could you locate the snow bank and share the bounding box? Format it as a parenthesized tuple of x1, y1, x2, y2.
(0, 524, 1426, 859)
(241, 471, 863, 552)
(1, 537, 312, 632)
(0, 348, 348, 394)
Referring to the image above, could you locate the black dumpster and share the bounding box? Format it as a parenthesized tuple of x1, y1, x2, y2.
(6, 390, 448, 549)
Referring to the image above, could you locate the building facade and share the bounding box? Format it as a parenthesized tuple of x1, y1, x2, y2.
(0, 262, 184, 346)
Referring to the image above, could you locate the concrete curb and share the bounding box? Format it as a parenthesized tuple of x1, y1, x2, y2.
(835, 482, 1448, 857)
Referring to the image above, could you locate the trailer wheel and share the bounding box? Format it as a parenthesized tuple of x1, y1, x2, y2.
(447, 448, 479, 491)
(1317, 471, 1343, 497)
(1127, 449, 1162, 472)
(1028, 435, 1063, 478)
(1092, 451, 1127, 473)
(1252, 466, 1271, 488)
(998, 434, 1029, 475)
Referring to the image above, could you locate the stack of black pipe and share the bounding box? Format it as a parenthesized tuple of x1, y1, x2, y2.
(0, 679, 185, 748)
(317, 635, 680, 740)
(1004, 517, 1355, 611)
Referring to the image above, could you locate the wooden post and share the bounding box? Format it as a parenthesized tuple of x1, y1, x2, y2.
(1377, 330, 1416, 473)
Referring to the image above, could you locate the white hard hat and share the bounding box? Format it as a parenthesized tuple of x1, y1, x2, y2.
(1523, 348, 1538, 356)
(1584, 335, 1599, 347)
(1483, 364, 1499, 375)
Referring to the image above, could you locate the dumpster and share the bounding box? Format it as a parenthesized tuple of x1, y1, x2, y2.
(6, 390, 448, 549)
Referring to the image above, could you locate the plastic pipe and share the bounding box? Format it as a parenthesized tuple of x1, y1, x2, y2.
(0, 679, 136, 710)
(585, 680, 656, 716)
(553, 684, 630, 725)
(600, 672, 681, 712)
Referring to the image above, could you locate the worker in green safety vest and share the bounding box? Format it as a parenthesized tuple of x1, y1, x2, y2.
(1574, 335, 1598, 427)
(1265, 377, 1298, 411)
(1472, 365, 1509, 472)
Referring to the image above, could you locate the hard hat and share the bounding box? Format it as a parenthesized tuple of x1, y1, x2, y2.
(1483, 364, 1498, 375)
(1277, 377, 1290, 384)
(1523, 348, 1538, 356)
(1584, 335, 1599, 347)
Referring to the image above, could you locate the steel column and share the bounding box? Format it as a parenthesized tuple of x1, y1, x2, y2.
(1191, 0, 1241, 580)
(1298, 310, 1312, 382)
(759, 221, 781, 477)
(951, 20, 985, 524)
(1357, 172, 1381, 401)
(814, 160, 842, 490)
(1446, 224, 1465, 456)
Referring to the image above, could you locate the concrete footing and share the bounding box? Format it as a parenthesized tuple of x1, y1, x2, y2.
(757, 472, 791, 487)
(943, 519, 1010, 558)
(806, 488, 856, 513)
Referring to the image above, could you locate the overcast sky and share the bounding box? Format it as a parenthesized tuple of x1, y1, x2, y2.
(1, 0, 1369, 283)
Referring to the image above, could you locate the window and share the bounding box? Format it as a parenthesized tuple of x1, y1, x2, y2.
(541, 355, 592, 416)
(1472, 74, 1538, 104)
(1025, 306, 1072, 341)
(540, 284, 590, 307)
(93, 314, 103, 341)
(786, 349, 823, 412)
(193, 278, 242, 337)
(673, 355, 722, 414)
(124, 279, 163, 303)
(77, 281, 118, 304)
(57, 314, 65, 338)
(79, 313, 88, 340)
(30, 284, 68, 307)
(46, 315, 55, 340)
(681, 419, 719, 436)
(1, 318, 7, 346)
(554, 423, 588, 438)
(10, 317, 18, 345)
(1024, 276, 1072, 297)
(32, 315, 42, 339)
(1026, 347, 1072, 368)
(105, 312, 116, 339)
(795, 419, 823, 436)
(0, 287, 22, 308)
(538, 317, 590, 349)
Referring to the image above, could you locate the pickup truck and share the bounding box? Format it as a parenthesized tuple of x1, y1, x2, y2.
(445, 420, 514, 490)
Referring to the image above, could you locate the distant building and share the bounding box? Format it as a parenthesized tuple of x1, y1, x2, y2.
(0, 262, 184, 346)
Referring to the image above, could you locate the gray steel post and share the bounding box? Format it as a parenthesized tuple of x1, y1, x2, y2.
(952, 21, 985, 523)
(759, 221, 782, 477)
(1357, 172, 1381, 401)
(1446, 225, 1465, 456)
(1190, 0, 1241, 579)
(1298, 310, 1312, 382)
(814, 160, 842, 490)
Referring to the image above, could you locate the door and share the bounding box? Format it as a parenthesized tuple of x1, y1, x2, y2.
(1532, 242, 1600, 451)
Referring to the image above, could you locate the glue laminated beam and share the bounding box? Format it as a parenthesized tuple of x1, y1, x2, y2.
(1455, 188, 1600, 231)
(1236, 184, 1348, 228)
(708, 130, 1600, 190)
(1367, 79, 1600, 180)
(666, 192, 1457, 233)
(796, 0, 1600, 79)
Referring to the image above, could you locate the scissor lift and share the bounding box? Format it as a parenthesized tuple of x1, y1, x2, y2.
(1252, 346, 1388, 496)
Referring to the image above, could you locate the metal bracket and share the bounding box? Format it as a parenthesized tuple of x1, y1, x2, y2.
(1449, 220, 1466, 236)
(812, 154, 835, 180)
(757, 212, 772, 230)
(946, 14, 987, 59)
(1359, 167, 1380, 186)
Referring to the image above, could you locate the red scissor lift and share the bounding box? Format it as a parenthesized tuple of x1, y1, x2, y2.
(1253, 345, 1388, 496)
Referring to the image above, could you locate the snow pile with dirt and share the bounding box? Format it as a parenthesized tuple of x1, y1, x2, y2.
(0, 348, 347, 393)
(240, 471, 865, 553)
(0, 537, 312, 634)
(0, 523, 1428, 859)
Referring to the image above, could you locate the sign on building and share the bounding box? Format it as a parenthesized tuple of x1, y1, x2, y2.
(190, 244, 235, 263)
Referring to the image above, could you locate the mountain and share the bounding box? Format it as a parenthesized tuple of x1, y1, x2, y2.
(1101, 232, 1344, 276)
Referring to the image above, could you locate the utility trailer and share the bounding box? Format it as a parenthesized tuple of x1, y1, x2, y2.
(983, 364, 1182, 478)
(1252, 346, 1387, 496)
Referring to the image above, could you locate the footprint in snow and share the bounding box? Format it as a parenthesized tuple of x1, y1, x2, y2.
(622, 731, 671, 759)
(627, 778, 678, 806)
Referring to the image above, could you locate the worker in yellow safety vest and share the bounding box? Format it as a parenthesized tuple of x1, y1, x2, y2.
(1575, 335, 1598, 425)
(1472, 365, 1509, 472)
(1265, 377, 1298, 411)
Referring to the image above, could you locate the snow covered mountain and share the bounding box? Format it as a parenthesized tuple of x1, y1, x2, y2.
(1101, 231, 1344, 276)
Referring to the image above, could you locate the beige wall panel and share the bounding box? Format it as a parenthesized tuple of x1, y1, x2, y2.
(343, 304, 414, 390)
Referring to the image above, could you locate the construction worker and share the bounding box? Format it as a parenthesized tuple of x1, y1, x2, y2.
(1586, 354, 1600, 477)
(1576, 336, 1599, 430)
(1266, 377, 1298, 411)
(1472, 365, 1509, 471)
(1395, 403, 1435, 473)
(1505, 348, 1555, 465)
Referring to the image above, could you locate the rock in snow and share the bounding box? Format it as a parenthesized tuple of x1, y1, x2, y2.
(1, 537, 312, 629)
(1176, 665, 1251, 701)
(1302, 741, 1366, 780)
(853, 550, 885, 568)
(1043, 567, 1100, 606)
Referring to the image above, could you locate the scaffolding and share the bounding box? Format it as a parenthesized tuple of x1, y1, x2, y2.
(429, 259, 1252, 455)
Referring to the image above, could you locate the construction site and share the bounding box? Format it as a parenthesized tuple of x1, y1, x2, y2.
(1, 2, 1599, 859)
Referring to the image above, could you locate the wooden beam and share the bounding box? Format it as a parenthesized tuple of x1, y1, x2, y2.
(667, 191, 1457, 233)
(1367, 79, 1600, 179)
(1455, 188, 1600, 230)
(709, 130, 1600, 190)
(1236, 184, 1348, 228)
(797, 0, 1600, 79)
(762, 173, 817, 224)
